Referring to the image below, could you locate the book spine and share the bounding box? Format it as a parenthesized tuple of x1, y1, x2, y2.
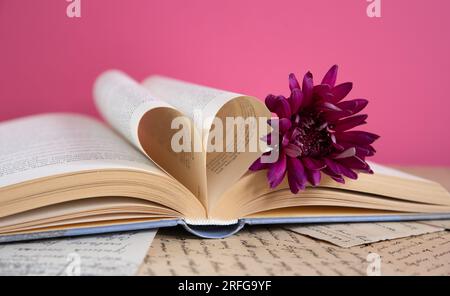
(183, 218, 239, 226)
(181, 219, 246, 239)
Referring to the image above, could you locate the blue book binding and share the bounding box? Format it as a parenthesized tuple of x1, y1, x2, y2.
(2, 212, 450, 243)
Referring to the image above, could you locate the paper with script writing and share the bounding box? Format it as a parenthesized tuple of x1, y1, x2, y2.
(419, 220, 450, 229)
(138, 227, 450, 275)
(284, 222, 444, 248)
(0, 230, 156, 276)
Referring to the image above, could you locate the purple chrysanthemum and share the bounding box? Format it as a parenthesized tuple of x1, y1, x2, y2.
(250, 65, 379, 194)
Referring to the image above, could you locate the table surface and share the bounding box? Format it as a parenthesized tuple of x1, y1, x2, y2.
(137, 167, 450, 276)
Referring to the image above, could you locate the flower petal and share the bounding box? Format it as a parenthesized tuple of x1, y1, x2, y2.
(287, 157, 307, 193)
(322, 110, 353, 122)
(249, 154, 269, 171)
(313, 84, 334, 102)
(331, 82, 353, 103)
(325, 158, 342, 175)
(331, 141, 345, 151)
(317, 101, 343, 112)
(302, 71, 314, 107)
(268, 118, 292, 134)
(355, 146, 373, 158)
(265, 95, 292, 118)
(323, 99, 368, 122)
(336, 99, 368, 114)
(332, 114, 368, 132)
(322, 167, 345, 184)
(339, 142, 374, 158)
(265, 94, 278, 111)
(306, 169, 322, 186)
(289, 73, 301, 91)
(288, 88, 303, 114)
(337, 156, 369, 171)
(330, 132, 337, 144)
(335, 131, 380, 145)
(313, 84, 332, 96)
(267, 152, 287, 188)
(335, 162, 358, 179)
(302, 157, 326, 170)
(333, 147, 356, 159)
(321, 65, 338, 87)
(274, 96, 292, 118)
(281, 133, 290, 147)
(366, 145, 376, 154)
(331, 175, 345, 183)
(285, 144, 302, 157)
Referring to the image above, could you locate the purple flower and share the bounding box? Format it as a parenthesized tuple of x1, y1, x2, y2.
(250, 65, 379, 194)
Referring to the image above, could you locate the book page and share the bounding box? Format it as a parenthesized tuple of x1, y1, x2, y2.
(0, 113, 162, 189)
(142, 76, 270, 212)
(0, 197, 178, 232)
(368, 162, 429, 182)
(94, 70, 208, 206)
(142, 75, 242, 131)
(94, 70, 174, 148)
(0, 230, 156, 276)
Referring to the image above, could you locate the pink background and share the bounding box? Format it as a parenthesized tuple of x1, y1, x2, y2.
(0, 0, 449, 165)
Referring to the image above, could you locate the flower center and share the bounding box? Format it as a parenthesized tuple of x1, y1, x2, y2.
(290, 111, 333, 158)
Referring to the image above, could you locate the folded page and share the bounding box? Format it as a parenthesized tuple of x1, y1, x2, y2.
(94, 70, 208, 204)
(142, 75, 271, 210)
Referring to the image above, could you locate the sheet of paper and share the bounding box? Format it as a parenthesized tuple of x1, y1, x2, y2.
(138, 226, 450, 276)
(284, 222, 444, 248)
(0, 230, 156, 276)
(363, 231, 450, 275)
(419, 220, 450, 229)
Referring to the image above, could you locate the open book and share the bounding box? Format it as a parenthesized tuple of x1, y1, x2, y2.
(1, 70, 450, 242)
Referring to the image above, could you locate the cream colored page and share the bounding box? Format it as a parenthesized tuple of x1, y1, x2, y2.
(94, 71, 208, 204)
(139, 226, 450, 276)
(206, 98, 270, 209)
(0, 197, 176, 230)
(0, 230, 156, 276)
(369, 162, 429, 182)
(0, 113, 162, 188)
(142, 76, 270, 211)
(364, 231, 450, 275)
(142, 75, 242, 131)
(285, 222, 444, 248)
(94, 70, 174, 151)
